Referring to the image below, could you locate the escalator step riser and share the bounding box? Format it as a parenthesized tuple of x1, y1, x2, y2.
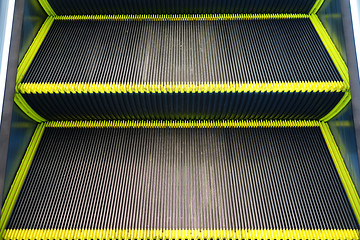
(22, 91, 344, 121)
(44, 0, 317, 15)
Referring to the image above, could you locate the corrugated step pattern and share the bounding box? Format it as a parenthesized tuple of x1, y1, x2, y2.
(23, 91, 344, 121)
(23, 19, 341, 85)
(45, 0, 317, 15)
(7, 126, 359, 230)
(19, 18, 345, 121)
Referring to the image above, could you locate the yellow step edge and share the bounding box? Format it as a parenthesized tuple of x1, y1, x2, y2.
(16, 17, 54, 85)
(310, 15, 349, 90)
(3, 229, 359, 240)
(17, 81, 346, 94)
(55, 13, 309, 21)
(309, 0, 325, 14)
(321, 91, 351, 121)
(38, 0, 56, 16)
(310, 15, 351, 121)
(320, 122, 360, 226)
(0, 124, 46, 238)
(15, 16, 53, 122)
(44, 120, 320, 128)
(14, 93, 46, 122)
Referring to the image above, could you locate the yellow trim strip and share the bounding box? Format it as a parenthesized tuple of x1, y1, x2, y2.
(310, 15, 349, 89)
(14, 93, 46, 122)
(0, 124, 46, 238)
(55, 13, 308, 21)
(17, 17, 54, 85)
(17, 81, 345, 94)
(309, 0, 325, 14)
(38, 0, 56, 16)
(45, 120, 319, 128)
(3, 229, 359, 240)
(321, 91, 351, 121)
(320, 122, 360, 225)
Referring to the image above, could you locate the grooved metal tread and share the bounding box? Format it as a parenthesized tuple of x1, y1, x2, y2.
(22, 19, 341, 85)
(7, 126, 359, 232)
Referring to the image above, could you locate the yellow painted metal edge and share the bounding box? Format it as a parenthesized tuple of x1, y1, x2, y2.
(321, 91, 351, 121)
(0, 124, 46, 238)
(38, 0, 56, 16)
(320, 122, 360, 226)
(45, 120, 320, 128)
(309, 0, 325, 14)
(17, 16, 54, 86)
(55, 13, 308, 21)
(17, 81, 345, 94)
(3, 229, 359, 240)
(310, 15, 349, 90)
(15, 17, 53, 122)
(14, 93, 46, 122)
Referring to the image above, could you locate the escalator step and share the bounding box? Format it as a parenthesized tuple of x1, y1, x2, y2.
(18, 17, 346, 121)
(41, 0, 318, 15)
(4, 122, 359, 240)
(22, 19, 341, 85)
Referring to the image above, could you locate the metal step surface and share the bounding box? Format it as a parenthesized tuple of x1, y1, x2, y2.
(5, 124, 359, 238)
(22, 19, 340, 85)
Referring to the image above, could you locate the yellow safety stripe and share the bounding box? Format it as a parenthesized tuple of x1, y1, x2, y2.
(17, 17, 54, 85)
(320, 122, 360, 225)
(44, 120, 320, 128)
(38, 0, 56, 16)
(3, 229, 359, 240)
(56, 13, 308, 21)
(310, 15, 349, 89)
(309, 0, 325, 14)
(321, 91, 351, 121)
(14, 93, 46, 122)
(0, 124, 46, 238)
(17, 81, 345, 94)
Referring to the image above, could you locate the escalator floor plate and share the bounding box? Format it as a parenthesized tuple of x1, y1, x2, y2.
(3, 122, 359, 240)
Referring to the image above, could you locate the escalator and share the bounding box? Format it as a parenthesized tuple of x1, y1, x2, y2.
(1, 0, 360, 239)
